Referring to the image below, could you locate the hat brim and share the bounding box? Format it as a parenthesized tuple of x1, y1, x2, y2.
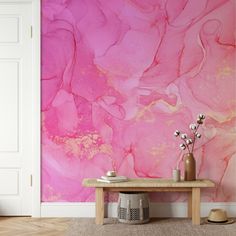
(204, 218, 234, 225)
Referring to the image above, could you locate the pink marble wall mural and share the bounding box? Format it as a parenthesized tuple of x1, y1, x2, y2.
(42, 0, 236, 202)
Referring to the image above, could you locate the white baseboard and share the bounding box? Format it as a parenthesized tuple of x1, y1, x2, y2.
(41, 202, 95, 217)
(41, 202, 236, 218)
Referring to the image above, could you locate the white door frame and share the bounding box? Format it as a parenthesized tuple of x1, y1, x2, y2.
(0, 0, 41, 217)
(31, 0, 41, 217)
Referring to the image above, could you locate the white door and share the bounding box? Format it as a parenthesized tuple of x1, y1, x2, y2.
(0, 3, 33, 215)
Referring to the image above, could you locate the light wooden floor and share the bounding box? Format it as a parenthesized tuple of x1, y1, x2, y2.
(0, 217, 72, 236)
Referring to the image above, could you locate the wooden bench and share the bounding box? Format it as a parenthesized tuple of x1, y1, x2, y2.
(83, 178, 215, 225)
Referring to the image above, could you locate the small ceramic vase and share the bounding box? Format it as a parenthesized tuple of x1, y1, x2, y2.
(172, 169, 181, 182)
(184, 153, 196, 181)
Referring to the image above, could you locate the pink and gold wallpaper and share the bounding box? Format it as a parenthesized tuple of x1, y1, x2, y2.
(42, 0, 236, 202)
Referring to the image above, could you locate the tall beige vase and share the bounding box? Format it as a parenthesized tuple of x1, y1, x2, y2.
(184, 153, 196, 181)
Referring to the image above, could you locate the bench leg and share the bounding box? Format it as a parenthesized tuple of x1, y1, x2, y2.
(192, 188, 200, 225)
(188, 190, 192, 218)
(95, 187, 104, 225)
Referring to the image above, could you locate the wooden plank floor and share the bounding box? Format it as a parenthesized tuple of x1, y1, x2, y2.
(0, 217, 72, 236)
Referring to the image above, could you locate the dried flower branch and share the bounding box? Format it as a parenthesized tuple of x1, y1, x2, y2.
(174, 114, 205, 154)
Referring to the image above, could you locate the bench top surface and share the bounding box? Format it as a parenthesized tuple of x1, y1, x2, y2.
(83, 178, 215, 188)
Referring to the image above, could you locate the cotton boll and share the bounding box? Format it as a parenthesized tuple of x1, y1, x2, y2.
(197, 119, 203, 124)
(186, 139, 193, 144)
(198, 114, 205, 120)
(189, 123, 197, 130)
(179, 143, 186, 150)
(174, 130, 180, 137)
(195, 133, 201, 138)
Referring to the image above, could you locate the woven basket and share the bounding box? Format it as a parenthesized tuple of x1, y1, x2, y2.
(117, 192, 149, 224)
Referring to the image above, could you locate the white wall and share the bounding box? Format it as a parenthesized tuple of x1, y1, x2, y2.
(41, 202, 236, 218)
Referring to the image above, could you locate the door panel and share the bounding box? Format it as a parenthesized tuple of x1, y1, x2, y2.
(0, 16, 19, 43)
(0, 3, 32, 215)
(0, 60, 19, 151)
(0, 169, 19, 195)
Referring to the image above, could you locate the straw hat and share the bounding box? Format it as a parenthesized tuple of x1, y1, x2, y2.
(205, 209, 234, 225)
